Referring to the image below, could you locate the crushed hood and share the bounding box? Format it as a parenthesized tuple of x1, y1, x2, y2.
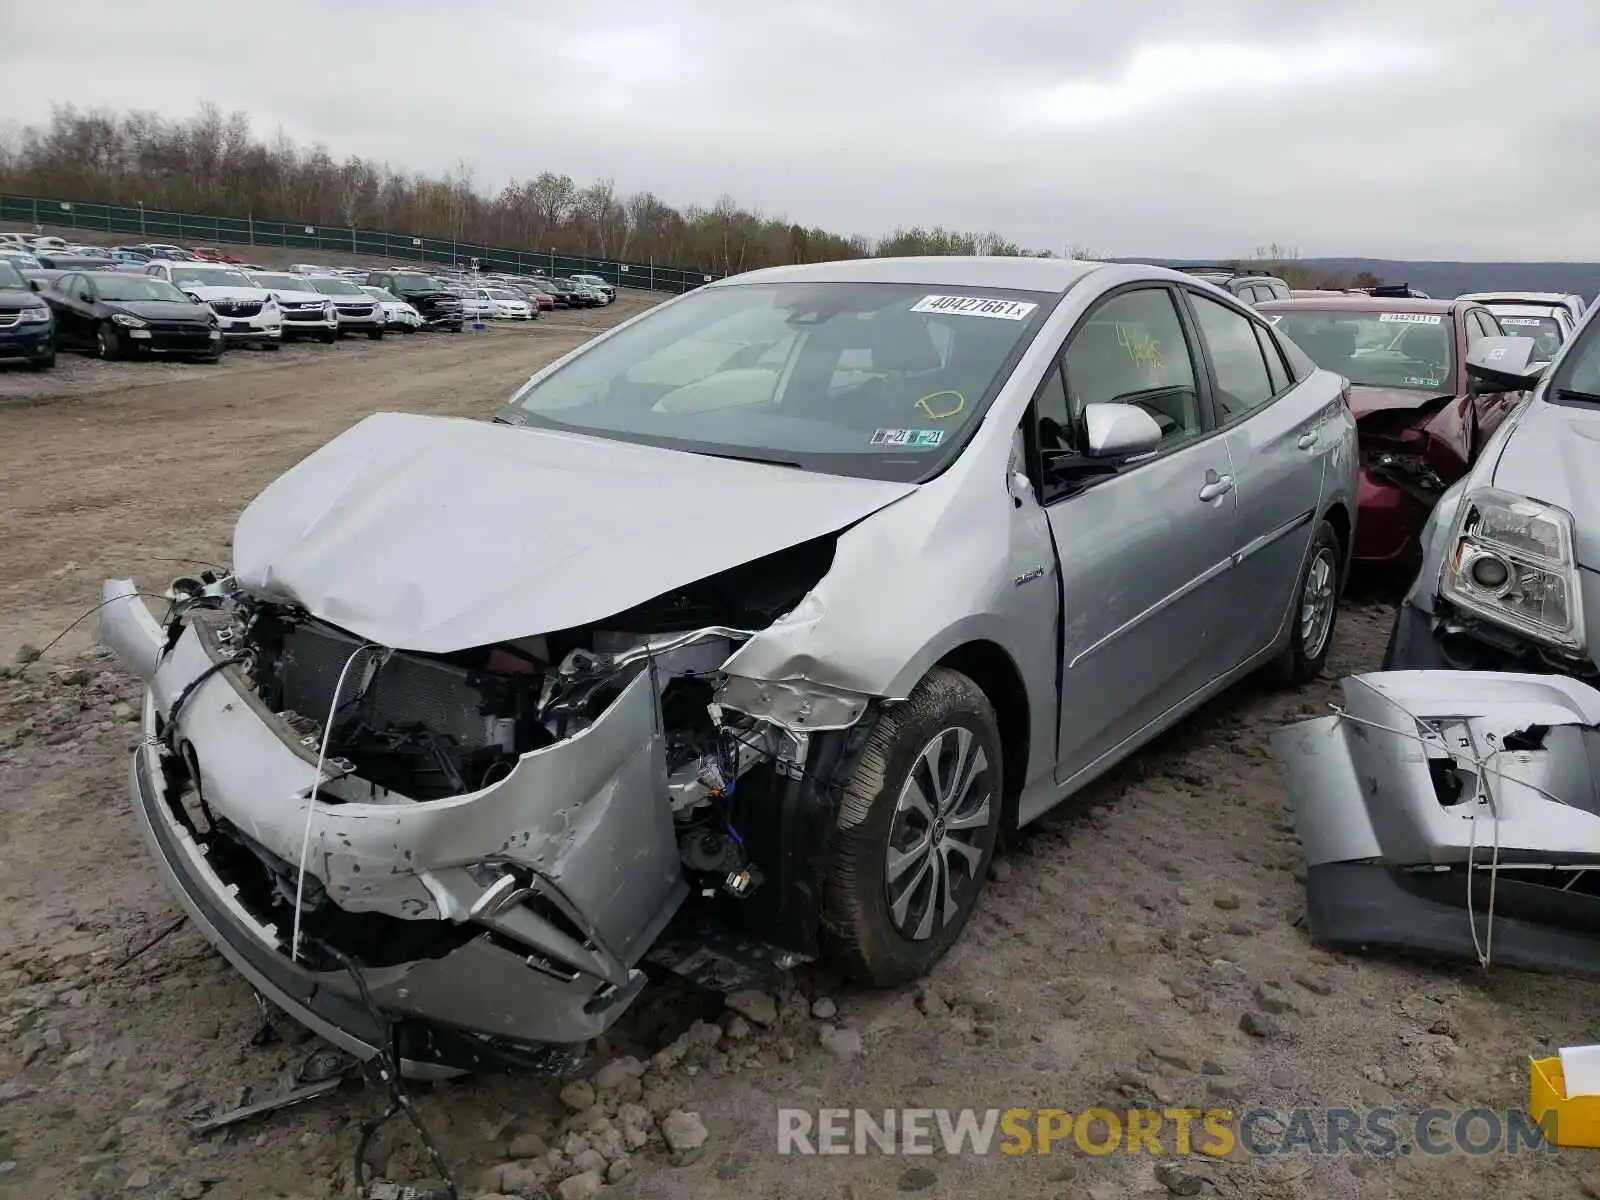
(1492, 397, 1600, 571)
(231, 412, 916, 652)
(1349, 385, 1456, 420)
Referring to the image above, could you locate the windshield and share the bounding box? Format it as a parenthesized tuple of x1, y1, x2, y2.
(1272, 309, 1456, 391)
(250, 273, 307, 291)
(93, 276, 189, 303)
(308, 278, 364, 296)
(1491, 312, 1564, 361)
(388, 273, 441, 293)
(487, 289, 519, 300)
(171, 265, 253, 289)
(499, 281, 1052, 481)
(0, 262, 24, 289)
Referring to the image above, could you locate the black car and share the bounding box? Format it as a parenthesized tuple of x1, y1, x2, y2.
(45, 271, 224, 361)
(541, 278, 588, 309)
(0, 260, 55, 370)
(365, 270, 464, 331)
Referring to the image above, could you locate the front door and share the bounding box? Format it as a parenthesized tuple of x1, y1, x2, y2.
(1037, 285, 1241, 786)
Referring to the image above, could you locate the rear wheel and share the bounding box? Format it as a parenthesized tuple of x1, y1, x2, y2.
(95, 322, 121, 361)
(1271, 519, 1342, 685)
(824, 668, 1003, 985)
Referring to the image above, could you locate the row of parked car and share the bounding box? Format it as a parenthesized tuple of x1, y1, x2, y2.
(0, 233, 620, 370)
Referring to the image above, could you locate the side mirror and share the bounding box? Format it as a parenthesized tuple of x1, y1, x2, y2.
(80, 290, 93, 303)
(1466, 336, 1545, 392)
(1083, 402, 1163, 458)
(27, 279, 40, 292)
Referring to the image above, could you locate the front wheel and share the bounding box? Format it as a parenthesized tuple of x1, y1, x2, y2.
(27, 351, 55, 371)
(447, 323, 463, 333)
(260, 339, 280, 352)
(318, 329, 338, 344)
(823, 667, 1003, 986)
(367, 327, 384, 341)
(96, 322, 121, 361)
(1271, 519, 1342, 686)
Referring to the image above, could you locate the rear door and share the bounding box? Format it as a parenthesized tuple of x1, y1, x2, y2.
(1041, 284, 1242, 786)
(1183, 287, 1334, 664)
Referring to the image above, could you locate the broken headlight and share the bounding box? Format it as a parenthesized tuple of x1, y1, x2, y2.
(1442, 488, 1585, 652)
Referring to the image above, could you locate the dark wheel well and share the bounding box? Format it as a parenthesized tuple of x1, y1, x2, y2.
(1323, 503, 1351, 586)
(937, 641, 1029, 830)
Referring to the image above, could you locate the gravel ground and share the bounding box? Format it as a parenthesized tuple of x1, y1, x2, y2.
(2, 305, 1598, 1200)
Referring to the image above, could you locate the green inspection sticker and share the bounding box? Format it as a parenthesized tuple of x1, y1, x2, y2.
(872, 428, 946, 447)
(1404, 376, 1442, 387)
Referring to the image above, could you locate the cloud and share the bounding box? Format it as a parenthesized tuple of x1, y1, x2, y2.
(0, 0, 1595, 259)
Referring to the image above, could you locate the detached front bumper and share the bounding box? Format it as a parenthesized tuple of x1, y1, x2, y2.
(101, 582, 688, 1076)
(1272, 670, 1600, 972)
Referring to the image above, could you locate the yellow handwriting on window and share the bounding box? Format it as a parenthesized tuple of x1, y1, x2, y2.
(1115, 323, 1163, 374)
(915, 390, 965, 420)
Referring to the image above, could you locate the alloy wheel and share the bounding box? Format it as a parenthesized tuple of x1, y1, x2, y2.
(884, 726, 993, 941)
(1300, 546, 1337, 660)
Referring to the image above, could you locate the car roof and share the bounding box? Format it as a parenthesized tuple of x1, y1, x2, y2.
(720, 255, 1107, 293)
(1256, 296, 1462, 316)
(1458, 291, 1575, 303)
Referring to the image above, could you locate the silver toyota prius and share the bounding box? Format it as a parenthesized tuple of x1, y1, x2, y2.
(99, 256, 1357, 1075)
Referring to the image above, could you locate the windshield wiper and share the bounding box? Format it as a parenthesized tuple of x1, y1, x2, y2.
(690, 448, 802, 469)
(1556, 387, 1600, 405)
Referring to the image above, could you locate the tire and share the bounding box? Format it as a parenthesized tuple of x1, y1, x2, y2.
(96, 322, 121, 361)
(823, 667, 1003, 986)
(27, 351, 55, 371)
(261, 339, 280, 352)
(318, 329, 337, 344)
(448, 323, 463, 334)
(1270, 519, 1342, 686)
(367, 327, 384, 341)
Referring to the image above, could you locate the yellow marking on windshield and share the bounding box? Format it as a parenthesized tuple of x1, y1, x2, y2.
(915, 390, 966, 420)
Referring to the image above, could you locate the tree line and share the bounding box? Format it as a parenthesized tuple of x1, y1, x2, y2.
(0, 104, 1359, 286)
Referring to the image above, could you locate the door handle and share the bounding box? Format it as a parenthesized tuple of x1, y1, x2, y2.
(1297, 431, 1318, 450)
(1198, 474, 1234, 502)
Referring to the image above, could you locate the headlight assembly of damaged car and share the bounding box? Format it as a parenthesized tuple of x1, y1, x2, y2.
(19, 305, 50, 323)
(111, 313, 149, 328)
(1442, 487, 1585, 652)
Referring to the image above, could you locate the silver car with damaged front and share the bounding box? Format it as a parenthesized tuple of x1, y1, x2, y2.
(100, 256, 1355, 1076)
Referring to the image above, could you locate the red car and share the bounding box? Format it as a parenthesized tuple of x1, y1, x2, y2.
(191, 246, 242, 264)
(1258, 297, 1526, 565)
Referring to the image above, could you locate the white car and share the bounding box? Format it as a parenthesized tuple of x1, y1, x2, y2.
(475, 287, 534, 320)
(360, 286, 424, 332)
(1459, 290, 1587, 328)
(448, 287, 493, 319)
(146, 262, 281, 348)
(247, 271, 340, 344)
(29, 236, 69, 252)
(287, 264, 332, 277)
(1484, 303, 1573, 364)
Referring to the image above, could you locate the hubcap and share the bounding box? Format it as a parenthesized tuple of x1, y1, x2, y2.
(884, 726, 993, 942)
(1300, 546, 1337, 660)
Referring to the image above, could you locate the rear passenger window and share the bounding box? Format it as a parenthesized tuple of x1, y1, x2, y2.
(1255, 324, 1292, 394)
(1190, 293, 1274, 420)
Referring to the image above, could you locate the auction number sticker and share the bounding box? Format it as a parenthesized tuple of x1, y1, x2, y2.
(1378, 313, 1442, 324)
(1499, 317, 1544, 327)
(911, 295, 1038, 321)
(872, 428, 946, 447)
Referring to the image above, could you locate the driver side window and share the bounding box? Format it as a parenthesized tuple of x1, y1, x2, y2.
(1059, 288, 1202, 447)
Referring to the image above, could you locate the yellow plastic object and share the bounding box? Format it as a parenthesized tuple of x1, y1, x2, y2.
(1529, 1056, 1600, 1148)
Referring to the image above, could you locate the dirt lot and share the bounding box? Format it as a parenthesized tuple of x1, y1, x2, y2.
(2, 300, 1598, 1200)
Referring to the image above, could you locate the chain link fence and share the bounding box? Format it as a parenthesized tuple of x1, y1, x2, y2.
(0, 194, 721, 295)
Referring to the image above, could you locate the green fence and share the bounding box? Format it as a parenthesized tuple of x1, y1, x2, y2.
(0, 194, 720, 295)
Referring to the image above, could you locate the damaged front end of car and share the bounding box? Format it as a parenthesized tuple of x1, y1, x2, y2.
(1273, 670, 1600, 974)
(98, 531, 880, 1077)
(1353, 396, 1473, 563)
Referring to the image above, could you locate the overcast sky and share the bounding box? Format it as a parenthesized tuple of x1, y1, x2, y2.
(2, 0, 1596, 260)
